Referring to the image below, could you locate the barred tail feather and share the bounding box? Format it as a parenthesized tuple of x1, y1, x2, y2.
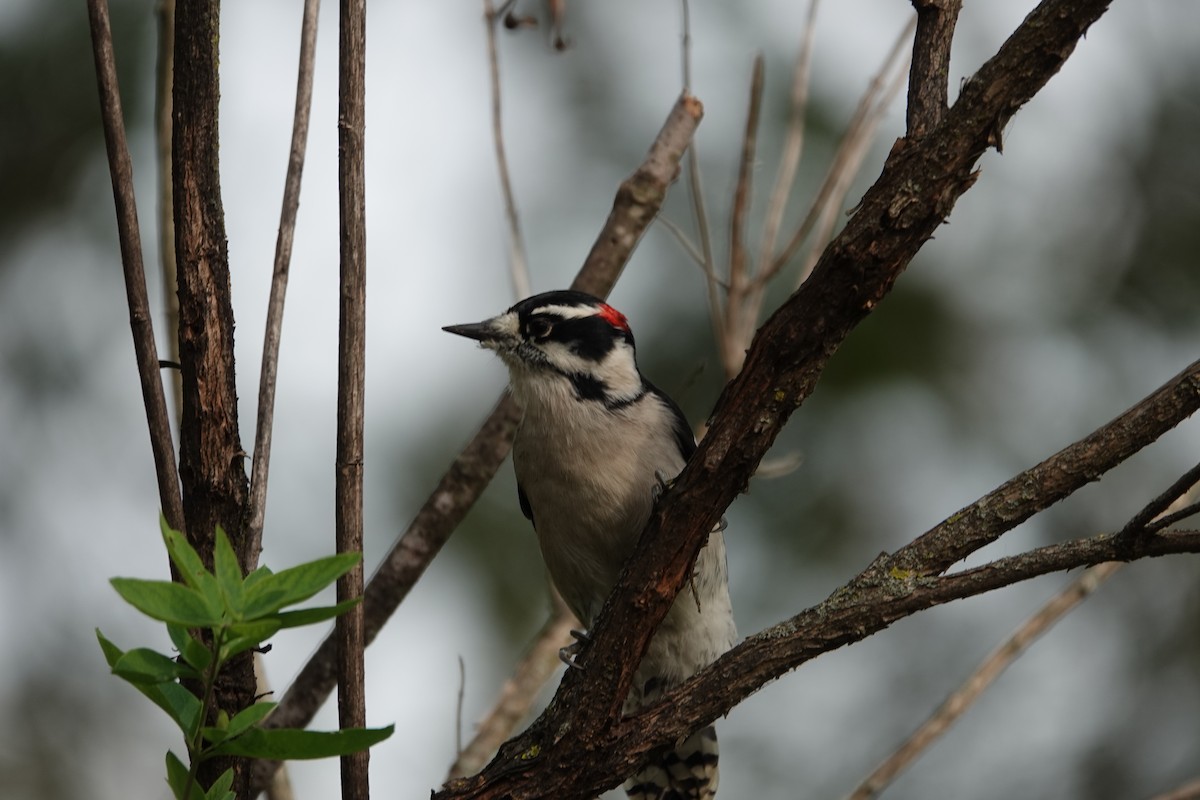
(624, 725, 719, 800)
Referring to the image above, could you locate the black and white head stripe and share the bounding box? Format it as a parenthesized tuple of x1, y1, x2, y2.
(491, 291, 645, 406)
(445, 291, 653, 408)
(508, 290, 635, 361)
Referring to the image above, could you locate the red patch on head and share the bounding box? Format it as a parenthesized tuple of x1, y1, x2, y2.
(597, 303, 630, 332)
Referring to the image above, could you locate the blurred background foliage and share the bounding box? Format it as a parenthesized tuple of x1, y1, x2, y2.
(0, 0, 1197, 798)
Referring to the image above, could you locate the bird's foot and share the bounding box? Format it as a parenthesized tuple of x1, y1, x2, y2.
(559, 628, 590, 670)
(651, 469, 674, 504)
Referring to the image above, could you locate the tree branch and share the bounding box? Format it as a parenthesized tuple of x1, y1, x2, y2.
(172, 0, 254, 792)
(849, 458, 1200, 799)
(86, 0, 185, 534)
(482, 0, 531, 300)
(845, 560, 1121, 800)
(334, 0, 369, 795)
(723, 53, 765, 377)
(436, 358, 1199, 798)
(894, 359, 1200, 574)
(243, 0, 321, 571)
(154, 0, 182, 424)
(433, 2, 1160, 797)
(755, 0, 819, 280)
(766, 16, 914, 283)
(906, 0, 962, 137)
(249, 92, 704, 795)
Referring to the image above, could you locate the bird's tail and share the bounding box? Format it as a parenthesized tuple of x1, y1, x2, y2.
(624, 724, 719, 800)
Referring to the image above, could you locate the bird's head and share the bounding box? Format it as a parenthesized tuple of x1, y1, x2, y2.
(443, 290, 644, 407)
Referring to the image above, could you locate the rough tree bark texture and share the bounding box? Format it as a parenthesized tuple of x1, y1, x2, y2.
(172, 0, 254, 794)
(435, 1, 1133, 797)
(335, 0, 369, 796)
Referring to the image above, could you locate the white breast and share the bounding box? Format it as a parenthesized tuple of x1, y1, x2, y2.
(510, 372, 736, 682)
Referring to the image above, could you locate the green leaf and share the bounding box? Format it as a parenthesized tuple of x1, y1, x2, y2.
(225, 701, 277, 739)
(96, 628, 125, 668)
(243, 565, 273, 591)
(209, 725, 394, 760)
(137, 681, 203, 736)
(219, 619, 282, 662)
(204, 769, 234, 800)
(112, 648, 196, 684)
(199, 725, 228, 745)
(161, 522, 207, 591)
(213, 526, 244, 614)
(167, 622, 190, 654)
(241, 552, 360, 618)
(184, 638, 213, 672)
(275, 598, 361, 629)
(97, 630, 202, 734)
(165, 750, 199, 800)
(162, 523, 225, 616)
(111, 578, 224, 627)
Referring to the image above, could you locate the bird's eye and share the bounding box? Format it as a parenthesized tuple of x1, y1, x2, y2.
(526, 318, 553, 340)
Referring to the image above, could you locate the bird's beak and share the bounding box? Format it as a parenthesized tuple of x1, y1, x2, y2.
(442, 318, 502, 343)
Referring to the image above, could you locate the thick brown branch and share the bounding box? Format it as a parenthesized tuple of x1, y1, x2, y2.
(627, 529, 1200, 768)
(906, 0, 962, 137)
(439, 524, 1200, 798)
(86, 0, 185, 533)
(436, 1, 1131, 797)
(172, 0, 253, 792)
(173, 0, 249, 561)
(437, 357, 1199, 798)
(249, 92, 704, 795)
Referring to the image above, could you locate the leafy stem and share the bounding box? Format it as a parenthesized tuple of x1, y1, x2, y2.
(99, 519, 393, 800)
(182, 624, 227, 800)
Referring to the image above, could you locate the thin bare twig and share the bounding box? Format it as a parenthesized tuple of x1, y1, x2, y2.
(687, 144, 724, 350)
(335, 0, 369, 795)
(792, 48, 910, 286)
(249, 93, 705, 795)
(1147, 501, 1200, 532)
(483, 0, 531, 300)
(87, 0, 185, 534)
(448, 589, 578, 780)
(769, 16, 915, 283)
(154, 0, 181, 423)
(850, 467, 1200, 800)
(675, 0, 720, 359)
(848, 561, 1122, 800)
(723, 53, 766, 378)
(253, 652, 296, 800)
(456, 656, 467, 758)
(656, 215, 708, 272)
(244, 0, 321, 571)
(756, 0, 820, 279)
(1119, 461, 1200, 537)
(679, 0, 692, 91)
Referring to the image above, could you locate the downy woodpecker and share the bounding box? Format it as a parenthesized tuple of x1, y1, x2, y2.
(445, 290, 737, 800)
